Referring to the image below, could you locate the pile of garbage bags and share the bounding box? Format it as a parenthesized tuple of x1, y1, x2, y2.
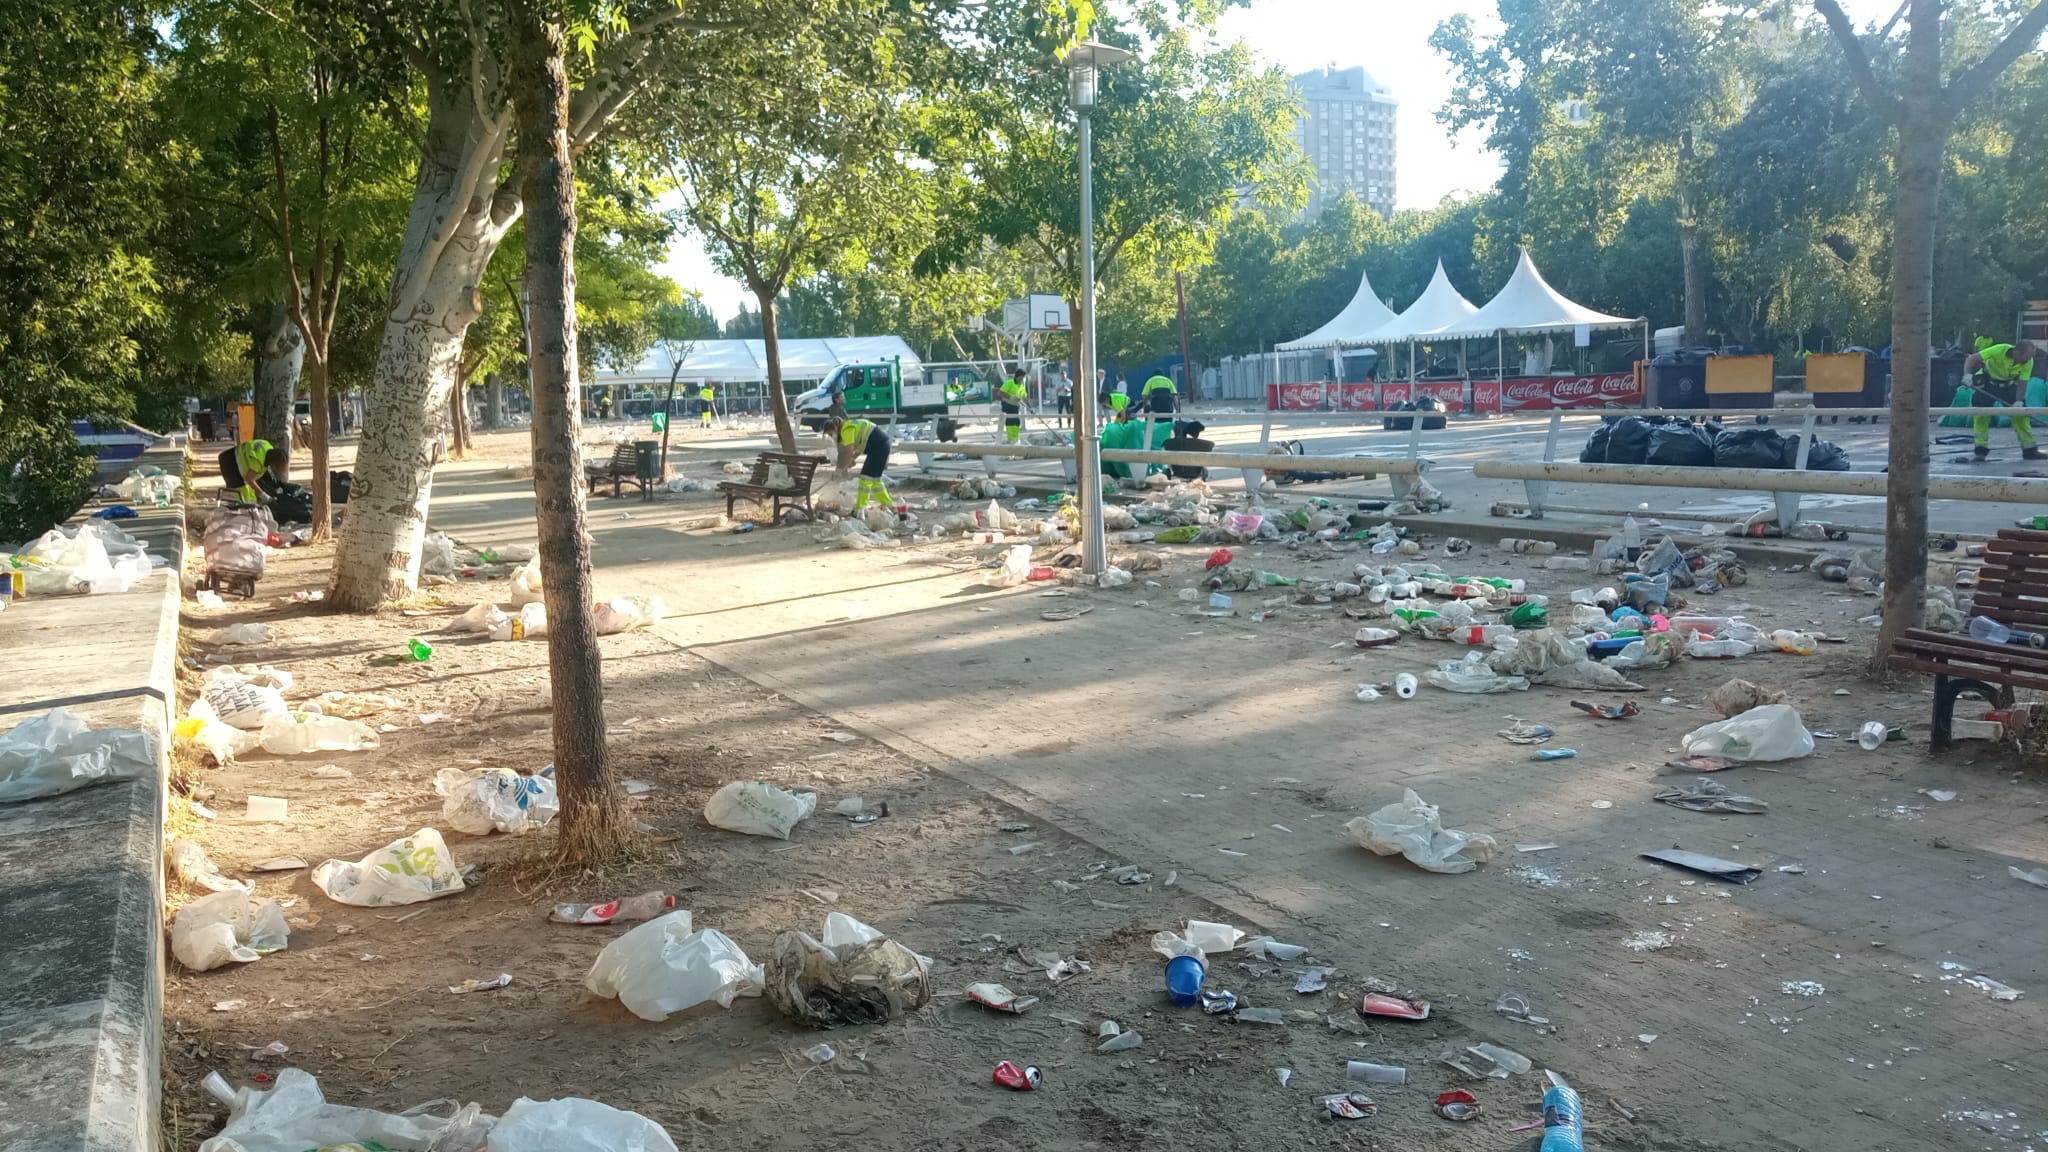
(1585, 415, 1850, 472)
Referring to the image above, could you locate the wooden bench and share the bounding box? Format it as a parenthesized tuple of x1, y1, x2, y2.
(718, 452, 827, 525)
(585, 442, 649, 498)
(1887, 527, 2048, 747)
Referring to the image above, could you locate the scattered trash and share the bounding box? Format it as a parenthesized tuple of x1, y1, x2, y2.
(760, 912, 932, 1026)
(1434, 1090, 1481, 1121)
(1643, 848, 1760, 884)
(1345, 788, 1498, 874)
(801, 1043, 836, 1065)
(1533, 749, 1578, 761)
(195, 1068, 501, 1152)
(1637, 1033, 1658, 1045)
(1589, 799, 1614, 809)
(1959, 975, 2024, 1001)
(702, 780, 817, 839)
(992, 1061, 1041, 1090)
(1098, 1030, 1143, 1052)
(1295, 969, 1328, 994)
(244, 796, 288, 822)
(1682, 704, 1813, 762)
(0, 708, 155, 803)
(170, 839, 248, 894)
(1166, 954, 1207, 1006)
(967, 982, 1039, 1014)
(1276, 1068, 1292, 1086)
(311, 829, 466, 906)
(1320, 1092, 1379, 1119)
(1393, 672, 1418, 699)
(2010, 866, 2048, 889)
(1780, 981, 1825, 997)
(1345, 1060, 1406, 1085)
(998, 821, 1032, 833)
(249, 856, 305, 873)
(1006, 842, 1041, 856)
(448, 972, 512, 994)
(489, 1095, 681, 1152)
(1776, 863, 1807, 874)
(1708, 678, 1789, 719)
(1353, 626, 1399, 648)
(1570, 699, 1640, 720)
(1539, 1075, 1585, 1151)
(551, 892, 676, 925)
(1920, 788, 1957, 802)
(1245, 936, 1307, 961)
(221, 622, 273, 646)
(1235, 1006, 1285, 1025)
(171, 890, 289, 972)
(1497, 722, 1554, 745)
(1624, 930, 1673, 952)
(1183, 919, 1245, 953)
(585, 911, 760, 1021)
(1360, 993, 1430, 1020)
(1654, 779, 1768, 814)
(1200, 989, 1238, 1014)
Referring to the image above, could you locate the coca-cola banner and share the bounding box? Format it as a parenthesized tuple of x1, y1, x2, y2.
(1472, 373, 1641, 413)
(1336, 382, 1378, 411)
(1264, 382, 1381, 411)
(1379, 380, 1466, 412)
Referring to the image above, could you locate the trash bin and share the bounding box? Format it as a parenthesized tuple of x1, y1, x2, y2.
(1648, 350, 1710, 409)
(634, 440, 661, 483)
(1929, 346, 1968, 409)
(194, 410, 218, 442)
(1705, 354, 1774, 411)
(1806, 348, 1887, 409)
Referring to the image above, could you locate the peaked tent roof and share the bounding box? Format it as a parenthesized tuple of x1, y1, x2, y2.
(594, 336, 923, 385)
(1428, 249, 1641, 339)
(1360, 261, 1479, 343)
(1276, 269, 1399, 351)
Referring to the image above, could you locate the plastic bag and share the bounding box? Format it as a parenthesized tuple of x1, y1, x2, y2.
(1712, 427, 1788, 469)
(1579, 423, 1612, 463)
(201, 676, 288, 731)
(1344, 788, 1498, 875)
(1682, 703, 1813, 762)
(22, 521, 157, 594)
(311, 690, 402, 719)
(488, 1097, 679, 1152)
(311, 829, 466, 906)
(1645, 423, 1715, 467)
(703, 780, 817, 839)
(510, 557, 545, 607)
(0, 707, 156, 804)
(1097, 565, 1133, 588)
(490, 602, 548, 641)
(420, 531, 458, 576)
(435, 766, 559, 835)
(453, 602, 509, 634)
(203, 506, 276, 577)
(1602, 416, 1655, 464)
(584, 911, 762, 1021)
(593, 595, 665, 635)
(171, 889, 290, 972)
(257, 711, 379, 755)
(169, 838, 250, 895)
(176, 699, 258, 764)
(221, 622, 272, 646)
(1425, 655, 1529, 694)
(761, 918, 933, 1027)
(983, 544, 1033, 588)
(197, 1068, 493, 1152)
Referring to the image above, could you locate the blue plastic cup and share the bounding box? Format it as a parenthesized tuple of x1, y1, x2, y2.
(1166, 954, 1206, 1006)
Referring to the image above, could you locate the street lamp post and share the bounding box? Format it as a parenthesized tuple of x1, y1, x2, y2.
(1065, 38, 1131, 577)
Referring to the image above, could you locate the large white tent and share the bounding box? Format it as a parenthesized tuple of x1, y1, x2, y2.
(1361, 261, 1478, 343)
(1275, 269, 1397, 351)
(1427, 249, 1640, 339)
(595, 336, 923, 387)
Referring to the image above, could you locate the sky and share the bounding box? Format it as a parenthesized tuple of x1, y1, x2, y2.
(659, 0, 1902, 324)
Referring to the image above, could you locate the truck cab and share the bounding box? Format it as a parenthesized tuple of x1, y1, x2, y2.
(793, 359, 943, 428)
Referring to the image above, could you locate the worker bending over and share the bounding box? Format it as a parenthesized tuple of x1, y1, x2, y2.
(1142, 373, 1178, 415)
(825, 415, 897, 512)
(1964, 338, 2041, 461)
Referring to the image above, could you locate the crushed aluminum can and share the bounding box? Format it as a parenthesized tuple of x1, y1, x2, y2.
(967, 982, 1040, 1014)
(992, 1061, 1040, 1091)
(1434, 1090, 1481, 1121)
(1319, 1092, 1378, 1119)
(1198, 989, 1239, 1015)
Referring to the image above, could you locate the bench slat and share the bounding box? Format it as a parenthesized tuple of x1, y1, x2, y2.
(1891, 634, 2048, 672)
(1885, 654, 2048, 692)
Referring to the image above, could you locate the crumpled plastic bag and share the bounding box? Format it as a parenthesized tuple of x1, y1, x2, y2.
(488, 1097, 679, 1152)
(310, 690, 402, 719)
(593, 595, 665, 635)
(490, 602, 548, 640)
(812, 478, 858, 514)
(1425, 654, 1529, 694)
(584, 910, 762, 1021)
(983, 544, 1033, 588)
(510, 557, 545, 607)
(311, 829, 466, 906)
(176, 698, 259, 764)
(1682, 703, 1813, 762)
(221, 622, 272, 646)
(172, 889, 290, 972)
(1490, 630, 1643, 690)
(1708, 677, 1789, 718)
(761, 912, 933, 1027)
(0, 707, 156, 804)
(198, 1068, 494, 1152)
(1345, 788, 1497, 874)
(22, 520, 157, 594)
(434, 766, 559, 835)
(703, 780, 817, 839)
(453, 602, 510, 634)
(169, 838, 250, 894)
(201, 670, 289, 731)
(764, 463, 795, 490)
(1097, 565, 1133, 588)
(420, 531, 458, 576)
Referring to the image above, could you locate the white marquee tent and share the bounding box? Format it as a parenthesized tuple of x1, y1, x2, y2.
(1426, 249, 1641, 339)
(1360, 261, 1479, 343)
(1275, 269, 1397, 351)
(594, 336, 923, 388)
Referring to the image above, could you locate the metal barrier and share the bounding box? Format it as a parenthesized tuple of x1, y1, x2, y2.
(1479, 404, 2048, 528)
(896, 440, 1430, 501)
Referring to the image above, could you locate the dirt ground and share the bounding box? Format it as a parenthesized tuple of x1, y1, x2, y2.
(163, 437, 2048, 1152)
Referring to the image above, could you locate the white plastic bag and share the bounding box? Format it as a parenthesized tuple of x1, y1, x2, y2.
(22, 522, 155, 594)
(488, 1097, 678, 1152)
(169, 838, 248, 894)
(198, 1068, 493, 1152)
(177, 698, 259, 764)
(1345, 788, 1498, 875)
(311, 829, 466, 907)
(510, 557, 545, 606)
(703, 780, 817, 839)
(0, 707, 156, 803)
(1097, 565, 1133, 589)
(171, 889, 289, 972)
(453, 602, 509, 634)
(593, 595, 665, 635)
(1424, 654, 1529, 694)
(490, 601, 548, 641)
(420, 531, 458, 576)
(434, 766, 559, 835)
(257, 711, 379, 755)
(221, 622, 272, 646)
(983, 544, 1033, 588)
(201, 675, 288, 731)
(1682, 703, 1814, 762)
(584, 910, 762, 1021)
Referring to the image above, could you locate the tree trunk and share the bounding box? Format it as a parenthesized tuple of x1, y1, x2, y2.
(484, 371, 506, 429)
(307, 355, 333, 541)
(1676, 130, 1708, 347)
(510, 0, 626, 864)
(759, 287, 798, 452)
(448, 377, 473, 457)
(255, 305, 304, 457)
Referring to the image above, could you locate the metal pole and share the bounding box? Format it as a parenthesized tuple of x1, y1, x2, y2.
(1176, 272, 1192, 405)
(1076, 109, 1106, 575)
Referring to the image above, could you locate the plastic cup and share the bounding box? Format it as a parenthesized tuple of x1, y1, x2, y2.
(1165, 954, 1206, 1006)
(245, 796, 288, 822)
(1856, 721, 1888, 751)
(1394, 673, 1419, 699)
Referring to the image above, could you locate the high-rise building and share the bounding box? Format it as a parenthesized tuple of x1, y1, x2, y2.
(1292, 65, 1398, 219)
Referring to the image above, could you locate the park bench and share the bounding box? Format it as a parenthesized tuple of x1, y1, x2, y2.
(1886, 527, 2048, 747)
(585, 442, 649, 498)
(718, 452, 827, 525)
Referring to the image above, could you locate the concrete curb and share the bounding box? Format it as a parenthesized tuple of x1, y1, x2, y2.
(0, 449, 184, 1152)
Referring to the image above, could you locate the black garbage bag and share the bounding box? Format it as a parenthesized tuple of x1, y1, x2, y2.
(1580, 423, 1612, 463)
(1603, 416, 1655, 464)
(1645, 423, 1716, 467)
(1780, 435, 1851, 471)
(1712, 426, 1788, 469)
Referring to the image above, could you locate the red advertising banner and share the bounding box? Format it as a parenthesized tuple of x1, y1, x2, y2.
(1379, 380, 1466, 412)
(1488, 373, 1642, 412)
(1265, 381, 1330, 411)
(1337, 382, 1379, 411)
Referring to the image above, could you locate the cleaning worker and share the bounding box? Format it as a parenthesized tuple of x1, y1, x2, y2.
(999, 367, 1029, 444)
(1964, 338, 2041, 460)
(1142, 372, 1178, 416)
(824, 414, 897, 513)
(698, 382, 715, 428)
(223, 438, 282, 504)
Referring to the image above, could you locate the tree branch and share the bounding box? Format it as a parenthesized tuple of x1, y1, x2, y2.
(1945, 2, 2048, 112)
(267, 103, 310, 339)
(1815, 0, 1905, 123)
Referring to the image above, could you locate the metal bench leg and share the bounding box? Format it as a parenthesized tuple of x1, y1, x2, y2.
(1933, 674, 2009, 749)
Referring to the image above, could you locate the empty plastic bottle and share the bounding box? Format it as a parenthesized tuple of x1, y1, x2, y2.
(1969, 616, 2046, 647)
(1688, 638, 1755, 659)
(1539, 1077, 1584, 1151)
(1620, 515, 1642, 557)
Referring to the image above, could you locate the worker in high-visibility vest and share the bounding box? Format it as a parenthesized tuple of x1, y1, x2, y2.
(698, 383, 716, 428)
(825, 415, 897, 512)
(1141, 373, 1179, 415)
(226, 438, 281, 504)
(999, 368, 1029, 444)
(1964, 338, 2041, 460)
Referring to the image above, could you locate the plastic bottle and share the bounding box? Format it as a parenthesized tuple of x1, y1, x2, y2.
(1669, 614, 1729, 635)
(551, 892, 676, 925)
(1969, 616, 2046, 647)
(1502, 592, 1549, 607)
(1505, 539, 1559, 555)
(1456, 624, 1513, 645)
(1539, 1078, 1584, 1152)
(1387, 581, 1422, 599)
(407, 637, 434, 662)
(1345, 1061, 1407, 1086)
(1471, 576, 1526, 592)
(1370, 537, 1397, 555)
(1688, 638, 1755, 659)
(1769, 629, 1818, 655)
(1620, 515, 1641, 557)
(1393, 672, 1419, 699)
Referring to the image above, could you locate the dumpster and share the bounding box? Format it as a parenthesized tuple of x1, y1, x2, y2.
(1929, 346, 1968, 409)
(1648, 349, 1710, 409)
(1705, 354, 1774, 410)
(1805, 349, 1887, 409)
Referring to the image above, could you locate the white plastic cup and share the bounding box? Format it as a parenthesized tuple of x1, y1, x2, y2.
(1346, 1060, 1407, 1085)
(1856, 721, 1888, 751)
(245, 796, 288, 822)
(1394, 673, 1419, 699)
